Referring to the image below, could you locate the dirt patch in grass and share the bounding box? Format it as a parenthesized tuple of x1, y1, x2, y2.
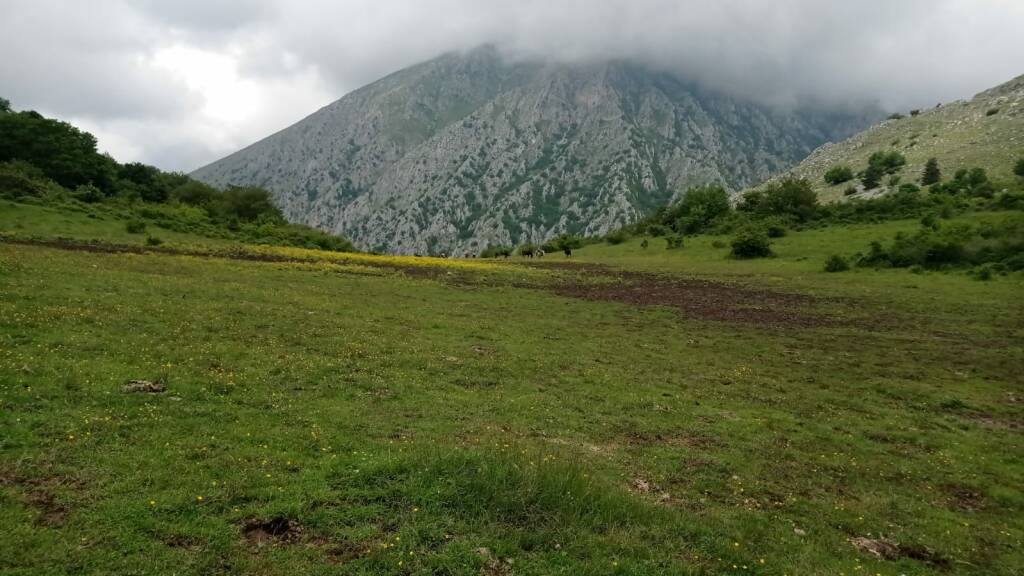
(849, 536, 950, 568)
(550, 269, 837, 328)
(942, 484, 986, 512)
(2, 236, 308, 263)
(242, 516, 303, 545)
(0, 467, 78, 527)
(24, 489, 69, 527)
(161, 534, 206, 551)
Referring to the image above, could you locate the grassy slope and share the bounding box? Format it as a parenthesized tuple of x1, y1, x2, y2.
(0, 199, 237, 249)
(757, 74, 1024, 202)
(1, 209, 1022, 575)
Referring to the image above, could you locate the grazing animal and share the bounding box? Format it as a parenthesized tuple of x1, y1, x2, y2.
(535, 248, 545, 258)
(563, 247, 572, 257)
(641, 239, 649, 249)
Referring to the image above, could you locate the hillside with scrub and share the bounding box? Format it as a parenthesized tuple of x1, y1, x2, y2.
(755, 74, 1024, 202)
(2, 92, 1024, 575)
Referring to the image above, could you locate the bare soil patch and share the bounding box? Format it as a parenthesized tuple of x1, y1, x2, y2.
(551, 268, 837, 328)
(849, 536, 950, 568)
(242, 516, 303, 545)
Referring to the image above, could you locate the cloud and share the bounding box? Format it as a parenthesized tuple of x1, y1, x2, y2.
(0, 0, 1021, 171)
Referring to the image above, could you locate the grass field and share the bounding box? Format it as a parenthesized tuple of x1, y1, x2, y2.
(1, 210, 1022, 575)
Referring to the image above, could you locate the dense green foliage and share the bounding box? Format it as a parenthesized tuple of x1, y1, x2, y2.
(729, 225, 772, 258)
(930, 168, 996, 198)
(1014, 157, 1024, 178)
(0, 100, 355, 252)
(857, 215, 1024, 272)
(823, 165, 854, 185)
(739, 178, 819, 223)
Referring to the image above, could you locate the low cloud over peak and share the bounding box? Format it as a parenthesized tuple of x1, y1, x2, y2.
(2, 0, 1021, 171)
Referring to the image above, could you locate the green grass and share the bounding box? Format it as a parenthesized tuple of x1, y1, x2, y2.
(0, 199, 239, 248)
(1, 213, 1022, 574)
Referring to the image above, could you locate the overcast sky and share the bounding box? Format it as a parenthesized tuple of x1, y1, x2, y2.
(1, 0, 1022, 172)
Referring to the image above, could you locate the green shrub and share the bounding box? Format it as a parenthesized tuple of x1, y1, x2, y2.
(1014, 158, 1024, 178)
(986, 108, 999, 116)
(857, 216, 1024, 271)
(145, 235, 163, 246)
(867, 150, 906, 175)
(861, 165, 883, 190)
(824, 165, 854, 185)
(931, 168, 994, 198)
(711, 239, 727, 249)
(604, 229, 629, 245)
(663, 185, 731, 235)
(480, 245, 513, 258)
(922, 158, 941, 185)
(765, 221, 787, 238)
(665, 234, 684, 250)
(125, 220, 147, 234)
(843, 186, 858, 196)
(0, 161, 51, 199)
(72, 183, 103, 203)
(824, 254, 850, 272)
(645, 223, 670, 237)
(739, 177, 818, 222)
(730, 226, 772, 259)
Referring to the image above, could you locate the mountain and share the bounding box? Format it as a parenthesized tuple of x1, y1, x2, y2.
(192, 46, 878, 254)
(757, 74, 1024, 202)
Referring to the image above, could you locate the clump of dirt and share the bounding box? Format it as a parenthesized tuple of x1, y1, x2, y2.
(849, 536, 949, 568)
(242, 516, 303, 545)
(122, 379, 166, 393)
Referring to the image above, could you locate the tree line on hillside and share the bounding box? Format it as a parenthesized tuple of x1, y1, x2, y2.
(0, 98, 355, 252)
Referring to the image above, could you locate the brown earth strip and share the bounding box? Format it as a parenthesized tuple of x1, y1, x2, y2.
(549, 268, 838, 328)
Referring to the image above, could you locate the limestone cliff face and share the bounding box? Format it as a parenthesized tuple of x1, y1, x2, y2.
(192, 47, 875, 254)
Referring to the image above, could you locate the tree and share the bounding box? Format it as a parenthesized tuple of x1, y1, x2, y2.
(217, 185, 283, 222)
(742, 177, 819, 222)
(0, 97, 10, 113)
(118, 162, 172, 203)
(664, 185, 731, 234)
(861, 165, 883, 190)
(0, 110, 116, 192)
(922, 158, 941, 185)
(171, 180, 218, 206)
(1015, 157, 1024, 178)
(824, 165, 854, 185)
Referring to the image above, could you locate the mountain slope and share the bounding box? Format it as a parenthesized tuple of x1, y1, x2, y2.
(192, 46, 876, 254)
(760, 74, 1024, 202)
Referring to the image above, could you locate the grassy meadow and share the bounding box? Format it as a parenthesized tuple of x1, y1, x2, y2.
(1, 209, 1022, 575)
